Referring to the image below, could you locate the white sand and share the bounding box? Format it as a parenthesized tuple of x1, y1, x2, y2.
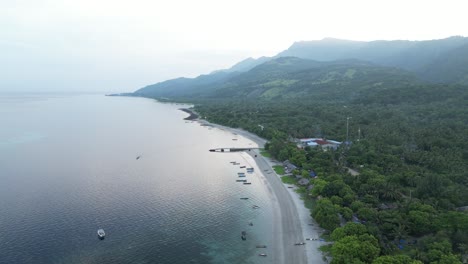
(197, 119, 326, 264)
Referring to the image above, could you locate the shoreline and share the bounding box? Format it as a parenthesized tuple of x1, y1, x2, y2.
(189, 111, 326, 264)
(179, 108, 199, 120)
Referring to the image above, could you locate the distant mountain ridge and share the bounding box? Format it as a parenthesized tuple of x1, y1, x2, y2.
(134, 36, 468, 98)
(278, 36, 468, 70)
(212, 56, 271, 74)
(135, 57, 418, 100)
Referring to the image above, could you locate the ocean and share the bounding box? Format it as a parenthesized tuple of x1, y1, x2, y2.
(0, 94, 273, 264)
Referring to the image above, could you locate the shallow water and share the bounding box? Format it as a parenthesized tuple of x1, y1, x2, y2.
(0, 94, 273, 264)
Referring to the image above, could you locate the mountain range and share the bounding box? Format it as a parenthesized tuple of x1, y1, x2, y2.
(134, 36, 468, 99)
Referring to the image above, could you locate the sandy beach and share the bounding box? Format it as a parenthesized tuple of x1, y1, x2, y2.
(195, 117, 326, 264)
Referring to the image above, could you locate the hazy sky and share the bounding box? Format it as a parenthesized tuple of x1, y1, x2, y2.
(1, 0, 467, 93)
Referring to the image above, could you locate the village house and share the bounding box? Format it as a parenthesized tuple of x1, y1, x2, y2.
(283, 160, 298, 174)
(298, 138, 342, 150)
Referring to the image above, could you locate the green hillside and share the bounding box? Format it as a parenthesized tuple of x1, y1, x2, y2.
(135, 57, 419, 100)
(278, 36, 468, 71)
(208, 57, 417, 100)
(419, 43, 468, 85)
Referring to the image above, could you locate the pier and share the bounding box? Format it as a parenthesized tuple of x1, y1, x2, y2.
(209, 147, 260, 152)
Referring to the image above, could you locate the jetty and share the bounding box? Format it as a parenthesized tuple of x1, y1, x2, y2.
(209, 147, 260, 152)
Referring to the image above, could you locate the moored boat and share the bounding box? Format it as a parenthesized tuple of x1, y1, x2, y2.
(97, 229, 105, 239)
(241, 231, 246, 240)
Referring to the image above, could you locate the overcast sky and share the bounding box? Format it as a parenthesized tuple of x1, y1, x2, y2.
(1, 0, 467, 93)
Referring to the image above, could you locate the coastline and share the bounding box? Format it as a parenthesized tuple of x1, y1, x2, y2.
(186, 109, 326, 264)
(179, 108, 199, 120)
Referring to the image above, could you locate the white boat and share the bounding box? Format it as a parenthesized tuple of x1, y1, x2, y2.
(97, 229, 105, 239)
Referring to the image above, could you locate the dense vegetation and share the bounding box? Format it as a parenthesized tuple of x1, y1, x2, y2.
(190, 83, 468, 263)
(131, 40, 468, 263)
(279, 36, 468, 84)
(136, 57, 418, 100)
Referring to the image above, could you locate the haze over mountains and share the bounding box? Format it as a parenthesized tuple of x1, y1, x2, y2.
(134, 36, 468, 99)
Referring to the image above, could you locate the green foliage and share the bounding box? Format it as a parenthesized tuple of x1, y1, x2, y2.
(372, 255, 422, 264)
(331, 223, 368, 241)
(331, 234, 380, 263)
(312, 198, 340, 231)
(259, 149, 272, 158)
(281, 176, 296, 184)
(273, 165, 285, 175)
(309, 179, 327, 197)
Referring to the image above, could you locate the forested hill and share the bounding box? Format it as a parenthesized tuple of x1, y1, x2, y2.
(278, 36, 468, 84)
(134, 37, 468, 99)
(418, 42, 468, 84)
(134, 57, 418, 99)
(135, 56, 270, 98)
(207, 57, 417, 100)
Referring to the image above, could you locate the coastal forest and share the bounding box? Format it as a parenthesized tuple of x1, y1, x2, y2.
(131, 37, 468, 263)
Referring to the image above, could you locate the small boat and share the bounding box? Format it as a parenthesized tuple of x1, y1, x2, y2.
(249, 222, 253, 226)
(136, 155, 141, 160)
(230, 161, 236, 164)
(240, 197, 249, 200)
(256, 245, 267, 248)
(232, 138, 238, 141)
(246, 168, 254, 171)
(238, 172, 245, 175)
(97, 229, 105, 239)
(252, 205, 260, 209)
(294, 242, 306, 245)
(236, 179, 247, 182)
(243, 182, 251, 185)
(258, 253, 267, 257)
(238, 175, 246, 178)
(241, 231, 246, 240)
(240, 166, 246, 168)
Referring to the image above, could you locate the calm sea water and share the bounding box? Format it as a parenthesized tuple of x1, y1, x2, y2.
(0, 94, 273, 264)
